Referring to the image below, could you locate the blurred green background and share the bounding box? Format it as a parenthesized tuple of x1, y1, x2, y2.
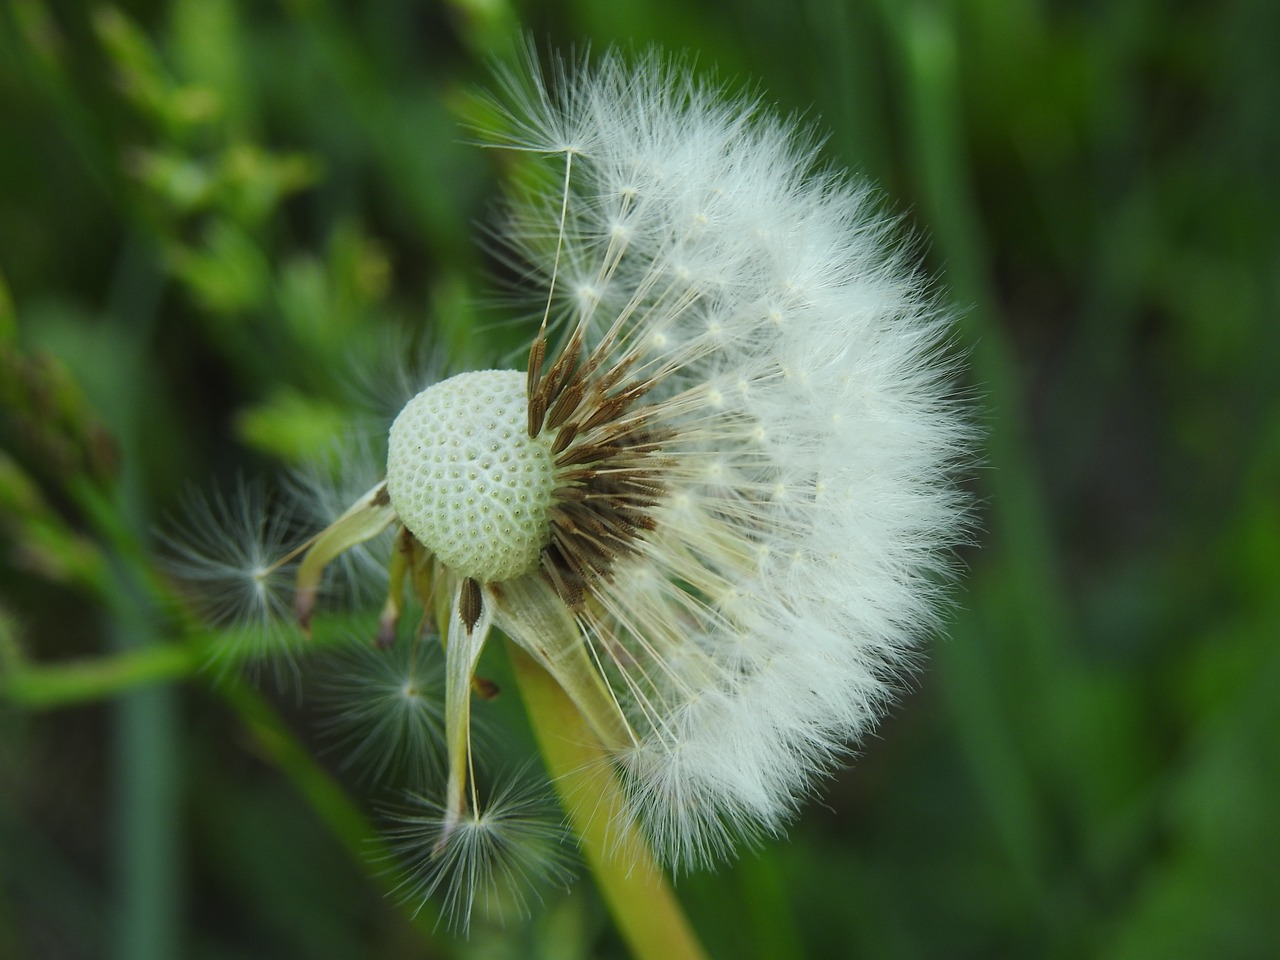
(2, 0, 1278, 958)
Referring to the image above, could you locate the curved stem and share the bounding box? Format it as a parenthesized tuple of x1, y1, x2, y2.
(2, 644, 197, 710)
(506, 641, 708, 960)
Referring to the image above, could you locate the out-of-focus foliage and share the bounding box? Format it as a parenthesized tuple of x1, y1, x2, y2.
(2, 1, 1277, 958)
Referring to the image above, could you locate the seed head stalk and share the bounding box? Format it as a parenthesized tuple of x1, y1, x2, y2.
(507, 641, 708, 960)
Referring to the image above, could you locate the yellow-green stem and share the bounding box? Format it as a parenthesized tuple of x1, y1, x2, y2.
(506, 641, 708, 960)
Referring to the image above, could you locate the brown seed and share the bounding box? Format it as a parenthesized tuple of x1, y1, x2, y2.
(460, 577, 483, 632)
(526, 336, 548, 435)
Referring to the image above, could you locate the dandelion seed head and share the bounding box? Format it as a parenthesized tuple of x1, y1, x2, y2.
(476, 49, 976, 869)
(289, 46, 975, 889)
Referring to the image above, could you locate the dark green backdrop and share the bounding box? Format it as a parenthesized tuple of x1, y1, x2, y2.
(2, 1, 1278, 958)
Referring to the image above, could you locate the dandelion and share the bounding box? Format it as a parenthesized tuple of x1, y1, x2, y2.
(383, 777, 573, 931)
(159, 478, 308, 679)
(316, 633, 446, 788)
(255, 47, 972, 934)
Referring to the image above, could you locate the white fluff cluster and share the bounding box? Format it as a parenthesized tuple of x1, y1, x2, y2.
(479, 52, 973, 867)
